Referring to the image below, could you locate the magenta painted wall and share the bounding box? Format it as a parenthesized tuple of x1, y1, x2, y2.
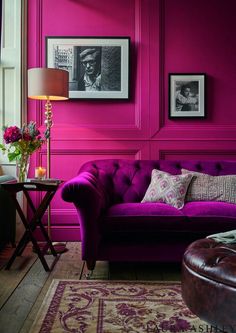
(28, 0, 236, 241)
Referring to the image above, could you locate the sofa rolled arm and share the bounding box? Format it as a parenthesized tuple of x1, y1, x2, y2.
(61, 171, 108, 260)
(61, 171, 107, 209)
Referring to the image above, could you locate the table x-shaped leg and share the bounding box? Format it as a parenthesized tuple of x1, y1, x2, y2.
(5, 189, 57, 271)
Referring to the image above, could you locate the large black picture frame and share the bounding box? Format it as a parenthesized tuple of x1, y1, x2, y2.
(46, 36, 130, 100)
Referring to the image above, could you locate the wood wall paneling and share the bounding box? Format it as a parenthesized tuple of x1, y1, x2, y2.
(27, 0, 236, 240)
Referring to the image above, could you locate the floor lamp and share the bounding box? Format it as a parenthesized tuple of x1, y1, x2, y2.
(28, 68, 69, 253)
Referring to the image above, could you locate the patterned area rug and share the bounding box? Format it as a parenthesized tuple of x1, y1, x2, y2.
(30, 280, 209, 333)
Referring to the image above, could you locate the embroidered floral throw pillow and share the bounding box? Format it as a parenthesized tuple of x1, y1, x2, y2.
(182, 168, 236, 204)
(141, 169, 193, 209)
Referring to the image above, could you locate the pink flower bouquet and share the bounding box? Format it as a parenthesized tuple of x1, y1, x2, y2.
(1, 121, 46, 161)
(0, 122, 47, 181)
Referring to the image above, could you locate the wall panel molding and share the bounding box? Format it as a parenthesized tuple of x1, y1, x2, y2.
(36, 225, 81, 242)
(150, 140, 236, 160)
(158, 0, 165, 130)
(159, 150, 236, 160)
(30, 0, 153, 139)
(36, 0, 43, 127)
(149, 0, 165, 138)
(150, 0, 236, 141)
(134, 0, 142, 130)
(156, 125, 236, 140)
(27, 0, 236, 241)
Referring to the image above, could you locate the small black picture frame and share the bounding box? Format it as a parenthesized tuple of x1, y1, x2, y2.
(169, 73, 206, 118)
(46, 36, 130, 100)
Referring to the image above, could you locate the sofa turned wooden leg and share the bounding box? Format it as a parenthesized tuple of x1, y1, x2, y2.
(85, 260, 96, 279)
(86, 260, 96, 271)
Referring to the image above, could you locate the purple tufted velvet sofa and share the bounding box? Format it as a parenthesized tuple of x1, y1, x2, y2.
(61, 159, 236, 270)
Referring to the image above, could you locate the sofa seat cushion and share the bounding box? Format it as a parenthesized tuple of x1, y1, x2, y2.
(102, 202, 186, 233)
(182, 201, 236, 232)
(102, 201, 236, 234)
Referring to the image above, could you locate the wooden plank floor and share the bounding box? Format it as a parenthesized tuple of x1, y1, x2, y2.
(0, 242, 181, 333)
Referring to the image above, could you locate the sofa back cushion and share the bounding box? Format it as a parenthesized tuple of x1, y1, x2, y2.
(141, 169, 193, 209)
(182, 168, 236, 204)
(79, 159, 236, 205)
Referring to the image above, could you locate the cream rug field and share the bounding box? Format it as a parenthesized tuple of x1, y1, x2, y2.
(30, 280, 210, 333)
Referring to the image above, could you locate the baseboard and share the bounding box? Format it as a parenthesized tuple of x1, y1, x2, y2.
(34, 225, 81, 242)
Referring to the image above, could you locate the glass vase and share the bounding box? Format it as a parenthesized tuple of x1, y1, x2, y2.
(16, 154, 30, 182)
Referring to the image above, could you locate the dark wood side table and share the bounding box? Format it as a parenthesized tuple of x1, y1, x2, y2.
(2, 180, 63, 271)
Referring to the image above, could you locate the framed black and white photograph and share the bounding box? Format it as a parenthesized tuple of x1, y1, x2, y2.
(46, 36, 130, 99)
(169, 74, 206, 118)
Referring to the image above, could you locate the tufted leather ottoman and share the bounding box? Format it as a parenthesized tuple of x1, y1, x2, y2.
(182, 238, 236, 333)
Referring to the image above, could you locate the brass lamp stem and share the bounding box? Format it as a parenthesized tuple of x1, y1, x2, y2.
(45, 97, 52, 238)
(45, 98, 52, 178)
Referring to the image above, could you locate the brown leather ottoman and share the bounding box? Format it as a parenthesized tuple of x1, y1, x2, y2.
(182, 238, 236, 333)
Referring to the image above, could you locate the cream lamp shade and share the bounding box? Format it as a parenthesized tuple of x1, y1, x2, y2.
(28, 68, 69, 100)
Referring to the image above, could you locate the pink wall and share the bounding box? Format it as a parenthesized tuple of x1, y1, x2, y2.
(28, 0, 236, 241)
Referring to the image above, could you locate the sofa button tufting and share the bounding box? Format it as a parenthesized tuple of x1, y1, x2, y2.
(125, 178, 132, 186)
(216, 163, 222, 171)
(135, 162, 140, 170)
(196, 164, 202, 171)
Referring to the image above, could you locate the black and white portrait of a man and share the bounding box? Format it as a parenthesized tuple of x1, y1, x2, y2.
(74, 46, 121, 92)
(46, 37, 129, 99)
